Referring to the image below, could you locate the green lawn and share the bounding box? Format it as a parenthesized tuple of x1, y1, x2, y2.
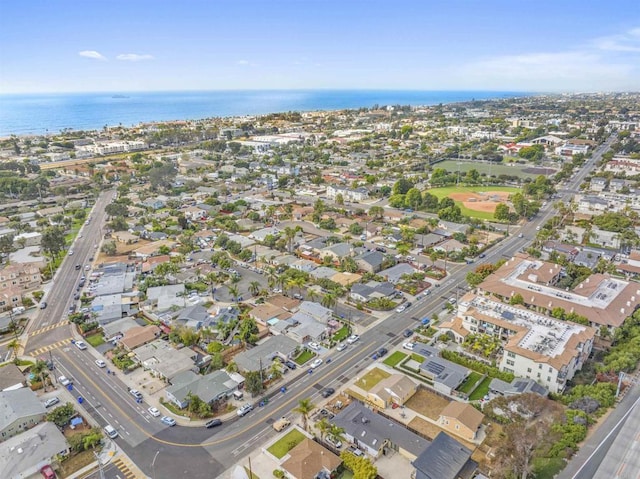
(354, 367, 391, 391)
(435, 160, 550, 180)
(383, 351, 407, 367)
(457, 372, 483, 394)
(332, 325, 350, 342)
(294, 350, 315, 365)
(469, 377, 492, 401)
(410, 353, 426, 363)
(267, 429, 306, 459)
(85, 333, 105, 347)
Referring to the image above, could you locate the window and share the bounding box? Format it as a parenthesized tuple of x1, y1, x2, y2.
(548, 367, 553, 373)
(455, 424, 459, 430)
(527, 368, 532, 373)
(537, 373, 541, 378)
(507, 351, 516, 358)
(539, 364, 543, 369)
(506, 359, 515, 366)
(547, 376, 551, 382)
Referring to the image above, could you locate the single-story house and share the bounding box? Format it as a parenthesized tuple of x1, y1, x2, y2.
(0, 364, 25, 391)
(281, 437, 342, 479)
(488, 377, 549, 398)
(133, 339, 197, 381)
(0, 388, 46, 440)
(350, 281, 396, 303)
(438, 401, 484, 442)
(233, 335, 298, 373)
(120, 325, 161, 351)
(165, 370, 239, 409)
(416, 346, 470, 396)
(367, 374, 417, 409)
(380, 263, 418, 284)
(355, 251, 385, 274)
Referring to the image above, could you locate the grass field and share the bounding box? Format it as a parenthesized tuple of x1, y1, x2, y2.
(435, 159, 553, 180)
(457, 372, 483, 394)
(354, 368, 391, 391)
(429, 185, 521, 220)
(469, 377, 493, 401)
(85, 333, 105, 347)
(267, 429, 306, 459)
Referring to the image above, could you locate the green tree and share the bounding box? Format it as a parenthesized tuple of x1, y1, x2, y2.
(294, 398, 316, 431)
(340, 450, 378, 479)
(248, 280, 261, 297)
(244, 370, 265, 396)
(405, 187, 423, 210)
(105, 202, 128, 218)
(315, 417, 331, 441)
(494, 203, 511, 221)
(368, 206, 384, 220)
(392, 178, 413, 195)
(41, 226, 66, 258)
(509, 293, 524, 305)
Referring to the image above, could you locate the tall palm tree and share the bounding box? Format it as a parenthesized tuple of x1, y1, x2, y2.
(293, 398, 316, 432)
(269, 361, 283, 381)
(328, 424, 345, 443)
(227, 285, 240, 304)
(307, 289, 319, 303)
(315, 417, 331, 441)
(248, 281, 260, 297)
(321, 293, 337, 311)
(283, 225, 302, 253)
(31, 360, 49, 392)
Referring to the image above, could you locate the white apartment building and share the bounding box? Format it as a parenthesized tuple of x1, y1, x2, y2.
(441, 294, 595, 393)
(326, 184, 369, 202)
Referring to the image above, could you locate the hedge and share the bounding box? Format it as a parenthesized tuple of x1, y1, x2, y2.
(441, 350, 514, 382)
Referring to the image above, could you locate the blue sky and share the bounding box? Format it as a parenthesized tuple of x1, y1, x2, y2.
(1, 0, 639, 93)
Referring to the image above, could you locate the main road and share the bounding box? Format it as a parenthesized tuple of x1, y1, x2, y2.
(24, 136, 617, 478)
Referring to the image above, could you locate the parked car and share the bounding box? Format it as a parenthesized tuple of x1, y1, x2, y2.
(129, 389, 143, 400)
(403, 342, 415, 351)
(396, 304, 407, 313)
(310, 358, 323, 369)
(58, 376, 71, 386)
(377, 347, 388, 357)
(284, 360, 297, 370)
(95, 359, 106, 368)
(40, 302, 47, 309)
(321, 388, 335, 398)
(346, 334, 360, 344)
(237, 403, 254, 417)
(148, 407, 161, 417)
(40, 465, 56, 479)
(44, 397, 60, 408)
(348, 445, 364, 457)
(160, 416, 176, 426)
(205, 418, 222, 428)
(336, 342, 348, 352)
(75, 340, 87, 350)
(308, 342, 320, 351)
(326, 435, 342, 448)
(403, 329, 413, 338)
(273, 417, 290, 431)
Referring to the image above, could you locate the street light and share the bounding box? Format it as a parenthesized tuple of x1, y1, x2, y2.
(151, 450, 160, 479)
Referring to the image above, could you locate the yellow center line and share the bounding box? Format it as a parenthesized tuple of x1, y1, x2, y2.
(62, 338, 377, 448)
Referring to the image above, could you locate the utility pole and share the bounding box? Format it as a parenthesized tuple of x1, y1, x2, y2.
(94, 451, 105, 479)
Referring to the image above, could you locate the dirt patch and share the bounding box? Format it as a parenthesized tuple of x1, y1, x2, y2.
(409, 416, 477, 450)
(472, 421, 503, 472)
(449, 191, 511, 214)
(405, 388, 450, 420)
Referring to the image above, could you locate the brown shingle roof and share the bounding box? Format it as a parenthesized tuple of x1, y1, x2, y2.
(439, 401, 484, 432)
(281, 438, 342, 479)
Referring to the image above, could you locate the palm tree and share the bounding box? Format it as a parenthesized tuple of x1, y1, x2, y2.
(269, 361, 283, 381)
(307, 289, 319, 303)
(31, 360, 49, 392)
(315, 417, 331, 441)
(7, 338, 21, 363)
(283, 225, 302, 253)
(227, 285, 240, 304)
(321, 293, 337, 311)
(225, 361, 238, 373)
(328, 424, 345, 444)
(294, 398, 316, 431)
(248, 281, 260, 297)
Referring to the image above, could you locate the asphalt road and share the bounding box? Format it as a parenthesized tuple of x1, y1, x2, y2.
(22, 135, 618, 478)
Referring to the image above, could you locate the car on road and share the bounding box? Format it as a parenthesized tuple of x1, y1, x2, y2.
(95, 359, 106, 368)
(321, 388, 335, 398)
(284, 360, 297, 370)
(377, 347, 388, 357)
(336, 342, 348, 352)
(75, 340, 87, 350)
(104, 424, 118, 438)
(205, 418, 222, 428)
(68, 250, 74, 256)
(44, 397, 60, 408)
(308, 342, 320, 351)
(346, 334, 360, 344)
(479, 253, 486, 258)
(310, 358, 323, 369)
(84, 265, 90, 271)
(273, 417, 290, 431)
(536, 225, 541, 231)
(93, 244, 98, 249)
(130, 389, 143, 400)
(518, 233, 524, 238)
(58, 376, 71, 386)
(39, 301, 47, 309)
(403, 342, 415, 351)
(160, 416, 176, 426)
(40, 465, 56, 479)
(403, 329, 413, 338)
(148, 407, 161, 417)
(237, 403, 254, 417)
(75, 264, 81, 270)
(396, 304, 406, 313)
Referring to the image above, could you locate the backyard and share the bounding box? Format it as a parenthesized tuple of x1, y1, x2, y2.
(405, 388, 450, 420)
(468, 377, 492, 401)
(457, 372, 483, 395)
(383, 351, 407, 368)
(267, 429, 306, 459)
(354, 368, 391, 392)
(84, 333, 105, 347)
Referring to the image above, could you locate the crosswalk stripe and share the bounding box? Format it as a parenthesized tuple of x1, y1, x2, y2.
(113, 457, 144, 478)
(28, 338, 72, 357)
(29, 320, 70, 337)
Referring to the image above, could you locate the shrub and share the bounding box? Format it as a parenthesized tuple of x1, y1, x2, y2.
(441, 350, 514, 382)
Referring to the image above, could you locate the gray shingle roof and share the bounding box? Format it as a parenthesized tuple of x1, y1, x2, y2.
(412, 432, 475, 479)
(0, 389, 46, 432)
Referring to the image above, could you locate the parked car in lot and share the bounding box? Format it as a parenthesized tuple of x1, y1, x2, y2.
(148, 407, 161, 417)
(160, 416, 176, 426)
(44, 397, 60, 408)
(321, 388, 335, 398)
(310, 358, 323, 369)
(346, 334, 360, 344)
(237, 403, 254, 417)
(205, 418, 222, 428)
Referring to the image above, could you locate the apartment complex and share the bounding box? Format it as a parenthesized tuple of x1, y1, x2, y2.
(478, 253, 639, 334)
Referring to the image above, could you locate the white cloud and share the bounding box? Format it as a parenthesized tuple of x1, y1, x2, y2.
(116, 53, 154, 62)
(236, 60, 250, 65)
(593, 27, 640, 52)
(457, 27, 640, 91)
(79, 50, 107, 61)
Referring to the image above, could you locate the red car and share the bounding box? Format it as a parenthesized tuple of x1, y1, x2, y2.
(41, 465, 56, 479)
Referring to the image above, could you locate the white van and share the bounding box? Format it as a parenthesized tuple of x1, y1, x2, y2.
(104, 425, 118, 439)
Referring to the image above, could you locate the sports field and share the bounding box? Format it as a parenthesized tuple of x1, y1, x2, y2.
(435, 160, 556, 180)
(429, 186, 520, 220)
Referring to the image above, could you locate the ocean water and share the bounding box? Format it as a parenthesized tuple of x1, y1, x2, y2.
(0, 90, 529, 137)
